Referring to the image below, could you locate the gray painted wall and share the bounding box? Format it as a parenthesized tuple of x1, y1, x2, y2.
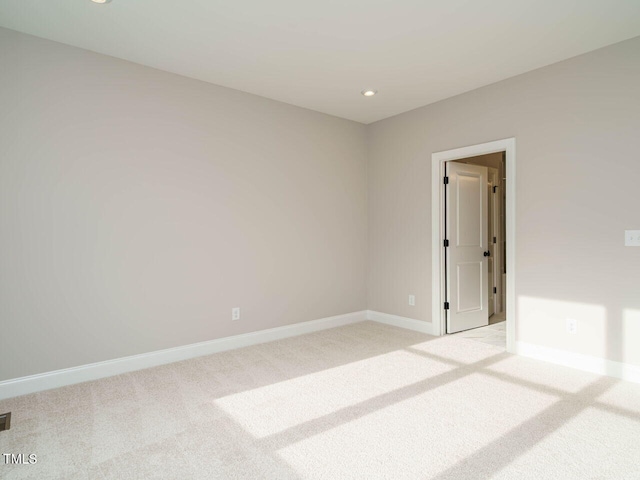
(2, 26, 639, 383)
(368, 35, 640, 367)
(0, 28, 368, 381)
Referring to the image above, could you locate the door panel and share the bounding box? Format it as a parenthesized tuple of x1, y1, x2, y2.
(446, 162, 489, 334)
(456, 262, 482, 312)
(456, 173, 483, 246)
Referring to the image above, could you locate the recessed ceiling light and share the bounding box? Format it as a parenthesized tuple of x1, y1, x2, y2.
(91, 0, 112, 4)
(361, 89, 378, 97)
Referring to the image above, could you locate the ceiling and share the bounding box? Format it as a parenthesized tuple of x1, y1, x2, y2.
(1, 1, 640, 124)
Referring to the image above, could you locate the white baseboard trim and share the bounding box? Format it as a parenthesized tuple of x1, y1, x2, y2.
(0, 310, 367, 400)
(516, 341, 640, 384)
(367, 310, 435, 335)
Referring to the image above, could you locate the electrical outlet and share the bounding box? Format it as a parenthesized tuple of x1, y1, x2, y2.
(625, 230, 640, 246)
(232, 307, 240, 321)
(408, 295, 415, 306)
(566, 318, 577, 335)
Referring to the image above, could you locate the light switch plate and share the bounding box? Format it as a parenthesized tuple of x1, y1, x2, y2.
(625, 230, 640, 247)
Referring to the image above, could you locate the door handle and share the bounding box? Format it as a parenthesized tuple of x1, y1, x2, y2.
(483, 251, 491, 257)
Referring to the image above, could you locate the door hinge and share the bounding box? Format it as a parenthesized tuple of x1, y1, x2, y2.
(443, 176, 449, 185)
(444, 302, 450, 310)
(493, 287, 497, 294)
(493, 185, 498, 193)
(444, 239, 449, 247)
(493, 236, 497, 244)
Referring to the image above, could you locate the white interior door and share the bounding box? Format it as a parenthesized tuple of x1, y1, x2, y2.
(446, 162, 489, 333)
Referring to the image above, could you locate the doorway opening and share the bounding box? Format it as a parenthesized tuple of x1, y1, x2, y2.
(431, 138, 516, 353)
(448, 153, 506, 347)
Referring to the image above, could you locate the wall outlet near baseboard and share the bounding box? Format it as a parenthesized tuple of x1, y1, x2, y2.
(232, 307, 240, 321)
(566, 318, 577, 335)
(408, 295, 415, 306)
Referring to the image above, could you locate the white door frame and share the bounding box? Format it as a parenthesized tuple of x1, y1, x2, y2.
(487, 167, 501, 317)
(431, 138, 516, 353)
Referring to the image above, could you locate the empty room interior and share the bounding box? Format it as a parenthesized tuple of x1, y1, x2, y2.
(1, 1, 640, 479)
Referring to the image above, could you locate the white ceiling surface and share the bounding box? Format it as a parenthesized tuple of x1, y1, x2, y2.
(1, 1, 640, 124)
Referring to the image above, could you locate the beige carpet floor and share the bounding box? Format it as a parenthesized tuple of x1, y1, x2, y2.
(1, 321, 640, 479)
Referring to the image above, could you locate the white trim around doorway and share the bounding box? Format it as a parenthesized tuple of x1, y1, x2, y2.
(431, 138, 516, 353)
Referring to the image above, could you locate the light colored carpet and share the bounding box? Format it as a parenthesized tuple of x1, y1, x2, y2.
(1, 321, 640, 479)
